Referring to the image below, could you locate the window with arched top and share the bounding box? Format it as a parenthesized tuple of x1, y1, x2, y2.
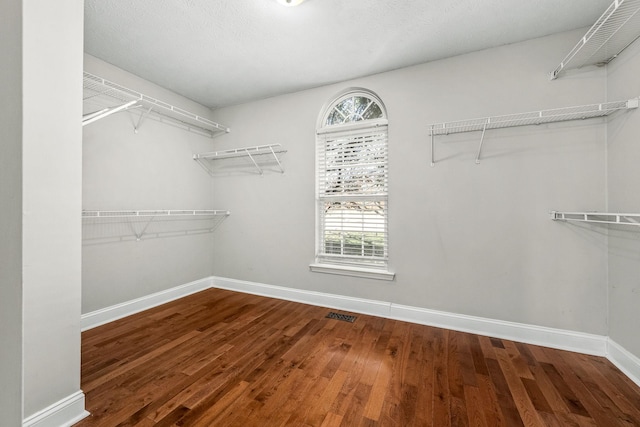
(311, 89, 393, 279)
(324, 94, 385, 126)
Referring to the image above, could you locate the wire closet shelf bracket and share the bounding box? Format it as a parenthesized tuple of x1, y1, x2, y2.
(550, 0, 640, 79)
(82, 72, 230, 138)
(427, 97, 639, 166)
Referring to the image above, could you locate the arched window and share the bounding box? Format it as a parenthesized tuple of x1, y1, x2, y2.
(312, 89, 391, 277)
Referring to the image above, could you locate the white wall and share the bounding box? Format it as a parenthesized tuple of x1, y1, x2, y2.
(606, 38, 640, 358)
(82, 55, 221, 313)
(210, 29, 610, 334)
(21, 0, 85, 421)
(0, 0, 24, 423)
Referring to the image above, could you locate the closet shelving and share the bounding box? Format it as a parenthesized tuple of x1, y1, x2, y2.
(82, 210, 230, 218)
(550, 0, 640, 79)
(551, 211, 640, 227)
(193, 144, 287, 175)
(82, 210, 230, 241)
(428, 97, 639, 166)
(82, 72, 230, 138)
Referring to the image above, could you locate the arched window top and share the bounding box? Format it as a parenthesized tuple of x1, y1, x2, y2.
(320, 89, 387, 128)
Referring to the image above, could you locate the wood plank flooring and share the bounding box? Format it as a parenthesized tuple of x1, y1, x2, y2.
(75, 288, 640, 426)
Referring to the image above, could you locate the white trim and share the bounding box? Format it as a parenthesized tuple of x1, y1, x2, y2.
(309, 263, 395, 281)
(23, 391, 89, 427)
(211, 276, 607, 357)
(389, 304, 607, 356)
(317, 119, 388, 135)
(81, 277, 213, 331)
(212, 277, 392, 318)
(607, 338, 640, 388)
(85, 275, 640, 388)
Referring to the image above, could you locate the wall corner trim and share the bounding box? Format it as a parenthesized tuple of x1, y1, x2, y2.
(607, 338, 640, 388)
(22, 390, 89, 427)
(81, 277, 213, 331)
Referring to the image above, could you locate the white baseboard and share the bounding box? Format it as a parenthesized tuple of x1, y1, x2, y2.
(81, 277, 213, 331)
(607, 339, 640, 388)
(82, 275, 639, 388)
(23, 391, 89, 427)
(389, 303, 607, 356)
(211, 277, 392, 318)
(211, 276, 608, 357)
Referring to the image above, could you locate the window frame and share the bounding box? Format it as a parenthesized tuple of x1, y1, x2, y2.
(310, 89, 394, 281)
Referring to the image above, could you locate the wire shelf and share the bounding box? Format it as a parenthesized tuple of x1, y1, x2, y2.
(82, 210, 230, 219)
(429, 99, 636, 136)
(551, 0, 640, 79)
(193, 144, 287, 175)
(551, 211, 640, 226)
(82, 72, 230, 137)
(428, 98, 639, 166)
(82, 210, 230, 242)
(194, 144, 287, 160)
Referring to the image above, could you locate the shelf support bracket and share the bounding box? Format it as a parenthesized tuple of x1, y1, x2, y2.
(269, 146, 285, 173)
(475, 121, 488, 164)
(134, 106, 153, 134)
(124, 215, 156, 241)
(430, 125, 435, 167)
(82, 100, 138, 127)
(246, 151, 263, 175)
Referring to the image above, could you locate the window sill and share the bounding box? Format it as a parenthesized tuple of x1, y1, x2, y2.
(309, 263, 395, 281)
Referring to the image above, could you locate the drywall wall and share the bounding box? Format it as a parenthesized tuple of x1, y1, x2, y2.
(0, 0, 24, 423)
(606, 38, 640, 358)
(21, 0, 85, 420)
(82, 55, 220, 313)
(210, 29, 610, 335)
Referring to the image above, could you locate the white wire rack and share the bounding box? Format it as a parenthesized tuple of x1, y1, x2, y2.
(428, 98, 639, 166)
(82, 210, 230, 242)
(551, 0, 640, 79)
(193, 144, 287, 175)
(551, 211, 640, 226)
(82, 210, 230, 218)
(82, 72, 230, 138)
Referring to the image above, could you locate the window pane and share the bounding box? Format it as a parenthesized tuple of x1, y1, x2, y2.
(320, 132, 388, 195)
(353, 96, 371, 119)
(325, 95, 384, 126)
(362, 102, 383, 120)
(326, 109, 345, 126)
(320, 200, 387, 262)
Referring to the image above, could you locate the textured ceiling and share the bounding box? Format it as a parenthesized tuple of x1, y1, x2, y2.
(84, 0, 612, 109)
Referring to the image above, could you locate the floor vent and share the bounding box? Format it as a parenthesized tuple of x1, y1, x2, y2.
(326, 312, 357, 323)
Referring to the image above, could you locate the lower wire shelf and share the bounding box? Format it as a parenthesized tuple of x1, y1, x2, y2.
(82, 209, 230, 218)
(82, 209, 230, 242)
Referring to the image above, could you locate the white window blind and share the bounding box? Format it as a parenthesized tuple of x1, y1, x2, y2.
(316, 123, 388, 268)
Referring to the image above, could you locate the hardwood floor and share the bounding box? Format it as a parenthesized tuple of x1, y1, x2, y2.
(75, 288, 640, 426)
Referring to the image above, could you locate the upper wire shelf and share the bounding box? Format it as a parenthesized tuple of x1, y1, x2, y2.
(193, 144, 287, 175)
(82, 72, 230, 138)
(428, 98, 639, 166)
(551, 211, 640, 226)
(550, 0, 640, 79)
